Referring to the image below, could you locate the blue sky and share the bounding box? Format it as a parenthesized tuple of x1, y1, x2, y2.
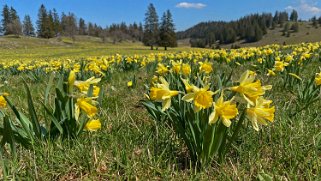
(1, 0, 321, 31)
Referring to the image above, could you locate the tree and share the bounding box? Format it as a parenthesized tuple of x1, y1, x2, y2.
(61, 12, 77, 40)
(22, 15, 35, 36)
(37, 4, 54, 38)
(143, 3, 159, 50)
(52, 9, 61, 36)
(7, 7, 22, 35)
(290, 10, 298, 22)
(1, 5, 22, 35)
(78, 18, 87, 35)
(159, 10, 177, 50)
(1, 4, 10, 34)
(279, 11, 289, 26)
(311, 16, 318, 28)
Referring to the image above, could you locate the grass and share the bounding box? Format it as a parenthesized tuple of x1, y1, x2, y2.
(0, 36, 320, 180)
(0, 61, 320, 180)
(0, 35, 200, 61)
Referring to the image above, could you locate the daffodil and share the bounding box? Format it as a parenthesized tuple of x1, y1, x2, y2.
(231, 70, 272, 105)
(274, 61, 289, 72)
(156, 63, 169, 75)
(181, 78, 194, 93)
(68, 70, 76, 85)
(75, 97, 98, 119)
(74, 77, 101, 97)
(85, 119, 101, 131)
(267, 69, 276, 76)
(209, 93, 238, 127)
(127, 81, 133, 87)
(0, 96, 7, 108)
(199, 62, 213, 74)
(246, 97, 275, 131)
(149, 77, 179, 111)
(182, 85, 218, 112)
(315, 72, 321, 86)
(171, 61, 182, 74)
(182, 63, 191, 76)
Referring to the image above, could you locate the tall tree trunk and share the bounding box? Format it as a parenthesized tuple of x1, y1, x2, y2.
(164, 46, 167, 50)
(151, 45, 153, 50)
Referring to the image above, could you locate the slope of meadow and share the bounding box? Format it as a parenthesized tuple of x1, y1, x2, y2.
(0, 36, 320, 180)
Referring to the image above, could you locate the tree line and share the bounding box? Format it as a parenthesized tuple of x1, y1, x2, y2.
(0, 4, 144, 43)
(0, 3, 177, 50)
(177, 10, 303, 48)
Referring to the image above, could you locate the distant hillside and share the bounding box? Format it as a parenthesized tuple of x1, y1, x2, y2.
(221, 22, 321, 48)
(177, 11, 321, 48)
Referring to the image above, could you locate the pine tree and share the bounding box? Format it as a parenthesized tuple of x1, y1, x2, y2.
(37, 4, 50, 38)
(1, 5, 10, 34)
(290, 10, 298, 22)
(7, 6, 22, 35)
(47, 10, 55, 38)
(52, 9, 61, 36)
(78, 18, 87, 35)
(22, 15, 35, 36)
(61, 13, 77, 40)
(159, 10, 177, 50)
(311, 16, 318, 28)
(143, 3, 159, 50)
(1, 5, 21, 35)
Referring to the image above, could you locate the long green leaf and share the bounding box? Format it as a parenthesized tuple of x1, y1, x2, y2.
(23, 81, 41, 138)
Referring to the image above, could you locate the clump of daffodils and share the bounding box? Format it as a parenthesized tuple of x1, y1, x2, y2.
(68, 71, 102, 131)
(143, 67, 276, 168)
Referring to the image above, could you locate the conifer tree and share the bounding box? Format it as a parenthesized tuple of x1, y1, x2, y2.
(290, 10, 298, 22)
(78, 18, 87, 35)
(8, 7, 22, 35)
(143, 3, 159, 50)
(37, 4, 53, 38)
(22, 15, 35, 36)
(1, 5, 10, 34)
(159, 10, 177, 50)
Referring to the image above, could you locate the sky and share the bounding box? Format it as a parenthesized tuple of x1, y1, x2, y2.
(1, 0, 321, 31)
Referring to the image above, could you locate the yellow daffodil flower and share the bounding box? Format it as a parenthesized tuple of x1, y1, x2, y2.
(85, 119, 101, 131)
(156, 63, 169, 75)
(199, 62, 213, 74)
(274, 61, 289, 72)
(231, 70, 272, 105)
(209, 93, 238, 127)
(75, 97, 98, 119)
(127, 81, 133, 87)
(246, 97, 275, 131)
(150, 77, 179, 111)
(182, 85, 218, 112)
(315, 72, 321, 86)
(0, 96, 7, 108)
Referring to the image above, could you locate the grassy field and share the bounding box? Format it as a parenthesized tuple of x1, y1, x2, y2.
(0, 38, 321, 180)
(0, 35, 200, 61)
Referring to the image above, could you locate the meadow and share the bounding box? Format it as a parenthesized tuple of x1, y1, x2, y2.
(0, 37, 321, 180)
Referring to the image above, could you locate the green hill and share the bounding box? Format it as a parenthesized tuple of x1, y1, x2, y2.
(0, 35, 196, 60)
(221, 22, 321, 48)
(177, 21, 321, 48)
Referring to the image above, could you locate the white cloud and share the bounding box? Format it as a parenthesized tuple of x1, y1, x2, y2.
(285, 0, 321, 17)
(176, 2, 206, 9)
(300, 1, 321, 14)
